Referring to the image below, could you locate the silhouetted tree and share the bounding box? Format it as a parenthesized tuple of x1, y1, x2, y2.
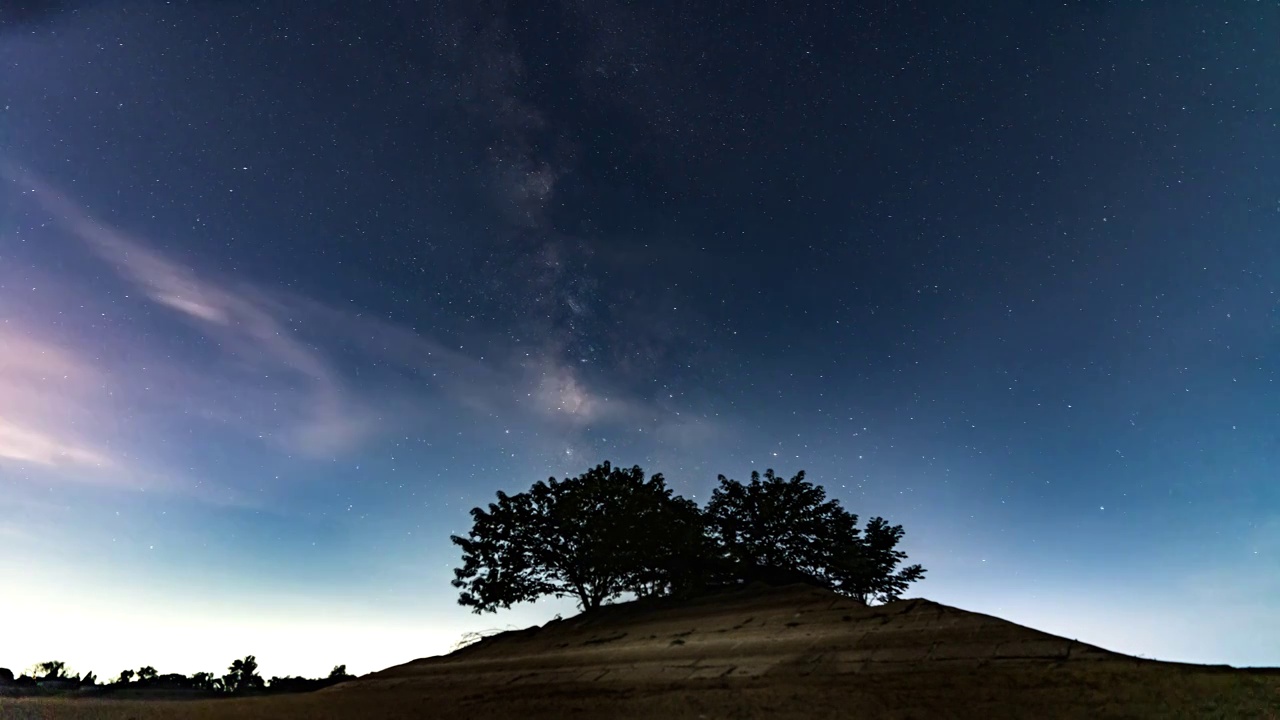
(266, 675, 322, 692)
(255, 664, 355, 694)
(222, 655, 264, 694)
(830, 516, 927, 603)
(452, 462, 926, 612)
(706, 469, 857, 584)
(627, 493, 726, 599)
(35, 661, 68, 679)
(157, 673, 191, 687)
(452, 462, 706, 612)
(0, 668, 14, 683)
(116, 669, 135, 684)
(191, 671, 216, 692)
(136, 666, 157, 681)
(80, 671, 97, 686)
(707, 469, 924, 601)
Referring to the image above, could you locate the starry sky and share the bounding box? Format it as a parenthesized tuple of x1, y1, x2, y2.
(1, 0, 1277, 678)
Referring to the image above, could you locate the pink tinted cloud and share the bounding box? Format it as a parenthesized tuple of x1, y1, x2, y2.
(6, 167, 374, 457)
(2, 165, 720, 493)
(0, 421, 112, 468)
(0, 319, 206, 495)
(0, 325, 117, 474)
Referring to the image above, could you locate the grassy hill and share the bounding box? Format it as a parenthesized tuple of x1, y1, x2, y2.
(3, 584, 1277, 719)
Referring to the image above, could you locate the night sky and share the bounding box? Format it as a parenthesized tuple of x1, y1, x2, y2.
(2, 1, 1277, 678)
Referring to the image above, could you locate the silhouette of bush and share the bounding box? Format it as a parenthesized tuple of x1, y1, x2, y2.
(263, 665, 356, 695)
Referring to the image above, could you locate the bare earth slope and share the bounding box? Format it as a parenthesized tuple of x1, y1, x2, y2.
(368, 583, 1132, 683)
(3, 584, 1278, 719)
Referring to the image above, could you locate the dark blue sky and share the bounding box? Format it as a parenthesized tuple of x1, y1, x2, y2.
(1, 1, 1277, 676)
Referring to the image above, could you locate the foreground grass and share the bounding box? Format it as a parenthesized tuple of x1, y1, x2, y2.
(2, 663, 1278, 720)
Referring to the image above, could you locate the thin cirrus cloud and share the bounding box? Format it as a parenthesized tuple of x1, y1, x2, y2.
(0, 328, 113, 471)
(5, 168, 377, 460)
(1, 167, 697, 497)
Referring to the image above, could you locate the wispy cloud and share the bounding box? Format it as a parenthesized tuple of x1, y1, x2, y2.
(0, 325, 117, 474)
(7, 167, 373, 457)
(0, 421, 112, 468)
(0, 317, 232, 497)
(0, 165, 720, 501)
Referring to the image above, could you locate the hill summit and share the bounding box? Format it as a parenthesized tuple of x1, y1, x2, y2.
(3, 584, 1276, 718)
(329, 583, 1279, 719)
(366, 584, 1123, 683)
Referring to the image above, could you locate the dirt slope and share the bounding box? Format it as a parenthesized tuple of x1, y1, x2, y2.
(3, 584, 1277, 719)
(361, 583, 1130, 687)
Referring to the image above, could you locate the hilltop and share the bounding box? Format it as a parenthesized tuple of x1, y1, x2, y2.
(330, 583, 1278, 718)
(3, 584, 1277, 719)
(363, 583, 1129, 684)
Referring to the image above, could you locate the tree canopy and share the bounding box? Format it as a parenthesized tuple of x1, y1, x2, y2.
(705, 469, 858, 586)
(451, 462, 925, 613)
(192, 671, 217, 691)
(222, 655, 264, 694)
(451, 461, 708, 613)
(830, 515, 927, 604)
(706, 469, 925, 603)
(34, 660, 68, 679)
(6, 656, 349, 698)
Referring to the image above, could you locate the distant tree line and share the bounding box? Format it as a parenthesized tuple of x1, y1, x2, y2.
(0, 657, 354, 697)
(451, 462, 926, 613)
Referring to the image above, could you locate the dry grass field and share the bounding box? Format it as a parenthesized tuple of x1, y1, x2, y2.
(4, 585, 1277, 720)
